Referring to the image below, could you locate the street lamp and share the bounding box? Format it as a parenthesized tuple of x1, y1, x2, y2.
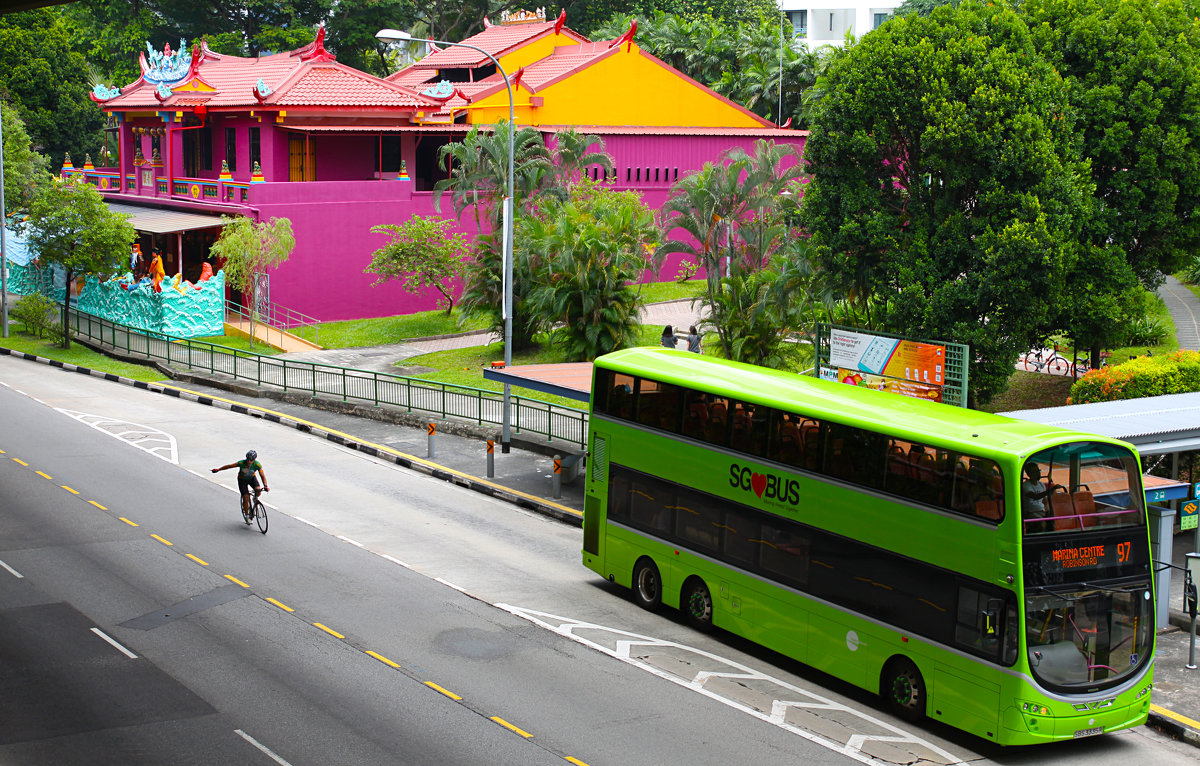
(376, 28, 516, 452)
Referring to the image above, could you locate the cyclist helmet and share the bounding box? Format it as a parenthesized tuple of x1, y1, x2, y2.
(246, 450, 258, 461)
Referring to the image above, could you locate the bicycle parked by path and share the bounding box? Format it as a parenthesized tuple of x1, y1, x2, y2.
(1071, 350, 1111, 376)
(1020, 345, 1071, 375)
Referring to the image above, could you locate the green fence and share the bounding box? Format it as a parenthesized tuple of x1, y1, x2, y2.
(66, 307, 589, 448)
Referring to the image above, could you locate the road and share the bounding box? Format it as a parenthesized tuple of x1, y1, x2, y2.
(0, 355, 1195, 765)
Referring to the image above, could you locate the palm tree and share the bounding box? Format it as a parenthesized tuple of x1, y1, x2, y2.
(547, 128, 613, 192)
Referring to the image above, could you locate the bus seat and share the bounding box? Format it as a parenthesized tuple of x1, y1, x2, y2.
(975, 499, 1001, 520)
(709, 401, 727, 420)
(689, 401, 709, 423)
(1051, 492, 1080, 531)
(1073, 492, 1098, 527)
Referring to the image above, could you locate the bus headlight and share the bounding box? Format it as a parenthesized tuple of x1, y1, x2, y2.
(1136, 683, 1152, 700)
(1021, 701, 1052, 716)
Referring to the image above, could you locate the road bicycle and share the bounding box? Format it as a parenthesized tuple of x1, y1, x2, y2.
(1021, 346, 1071, 375)
(242, 488, 268, 534)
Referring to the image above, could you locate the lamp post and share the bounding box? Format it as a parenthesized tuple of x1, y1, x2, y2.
(1, 100, 8, 338)
(376, 28, 516, 452)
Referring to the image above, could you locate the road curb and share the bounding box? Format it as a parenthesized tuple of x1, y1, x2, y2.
(0, 347, 582, 528)
(1148, 705, 1200, 748)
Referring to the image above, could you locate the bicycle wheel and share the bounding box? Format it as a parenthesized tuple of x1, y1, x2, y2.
(1022, 353, 1040, 372)
(1047, 354, 1070, 375)
(254, 499, 268, 534)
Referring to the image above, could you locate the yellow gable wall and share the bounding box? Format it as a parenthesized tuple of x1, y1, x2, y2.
(469, 44, 766, 128)
(496, 32, 581, 75)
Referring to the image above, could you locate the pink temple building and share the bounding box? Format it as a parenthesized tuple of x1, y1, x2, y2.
(71, 10, 805, 325)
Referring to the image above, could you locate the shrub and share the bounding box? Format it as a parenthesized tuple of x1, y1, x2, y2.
(1119, 315, 1169, 346)
(1069, 350, 1200, 403)
(10, 293, 57, 337)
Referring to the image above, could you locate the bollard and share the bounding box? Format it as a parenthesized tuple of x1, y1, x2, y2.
(553, 454, 562, 499)
(427, 422, 436, 459)
(486, 439, 495, 478)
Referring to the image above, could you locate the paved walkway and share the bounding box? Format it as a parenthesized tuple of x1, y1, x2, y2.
(278, 298, 707, 373)
(1158, 276, 1200, 351)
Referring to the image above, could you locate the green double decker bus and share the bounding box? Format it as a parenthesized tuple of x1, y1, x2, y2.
(582, 348, 1155, 745)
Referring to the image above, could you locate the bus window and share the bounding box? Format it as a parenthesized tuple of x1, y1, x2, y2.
(704, 395, 734, 447)
(674, 495, 720, 553)
(628, 474, 673, 534)
(594, 369, 634, 421)
(758, 522, 810, 587)
(825, 422, 886, 490)
(955, 585, 1004, 661)
(722, 508, 759, 566)
(1021, 442, 1143, 536)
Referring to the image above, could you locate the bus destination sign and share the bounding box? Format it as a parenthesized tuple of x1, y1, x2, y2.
(1039, 539, 1136, 573)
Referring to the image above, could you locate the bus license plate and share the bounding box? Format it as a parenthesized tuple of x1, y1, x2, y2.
(1073, 727, 1104, 738)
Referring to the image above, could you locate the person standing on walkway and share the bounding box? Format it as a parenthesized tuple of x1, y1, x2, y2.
(661, 325, 679, 348)
(686, 326, 702, 354)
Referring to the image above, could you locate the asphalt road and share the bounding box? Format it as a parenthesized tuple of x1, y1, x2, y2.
(1, 356, 1196, 766)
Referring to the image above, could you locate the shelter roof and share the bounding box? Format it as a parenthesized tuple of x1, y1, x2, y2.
(1004, 393, 1200, 455)
(100, 30, 438, 112)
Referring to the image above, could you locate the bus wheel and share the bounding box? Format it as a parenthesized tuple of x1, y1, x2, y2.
(883, 658, 926, 723)
(682, 578, 713, 631)
(632, 558, 662, 611)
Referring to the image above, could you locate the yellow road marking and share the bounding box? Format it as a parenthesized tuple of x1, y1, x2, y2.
(366, 650, 399, 668)
(119, 517, 139, 527)
(12, 458, 27, 466)
(313, 622, 345, 639)
(89, 500, 107, 510)
(424, 681, 461, 700)
(490, 716, 533, 738)
(0, 448, 5, 453)
(35, 471, 52, 480)
(185, 554, 209, 566)
(565, 758, 590, 766)
(62, 485, 79, 494)
(265, 598, 294, 612)
(150, 534, 173, 546)
(224, 574, 249, 587)
(158, 383, 582, 519)
(1151, 703, 1200, 730)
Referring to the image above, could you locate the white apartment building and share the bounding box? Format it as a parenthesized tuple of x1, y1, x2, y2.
(780, 1, 904, 49)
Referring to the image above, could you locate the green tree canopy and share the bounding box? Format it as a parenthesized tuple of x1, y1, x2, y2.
(798, 0, 1093, 404)
(365, 216, 468, 315)
(23, 175, 136, 347)
(2, 101, 49, 216)
(0, 10, 106, 169)
(209, 215, 295, 347)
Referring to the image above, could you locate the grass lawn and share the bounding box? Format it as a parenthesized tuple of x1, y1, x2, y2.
(318, 308, 489, 349)
(0, 329, 166, 382)
(399, 339, 586, 409)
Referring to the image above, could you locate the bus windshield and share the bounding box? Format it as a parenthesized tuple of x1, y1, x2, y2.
(1025, 583, 1153, 691)
(1020, 442, 1144, 536)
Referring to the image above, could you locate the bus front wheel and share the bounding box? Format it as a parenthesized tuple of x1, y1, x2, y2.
(682, 578, 713, 631)
(882, 657, 926, 723)
(632, 558, 662, 611)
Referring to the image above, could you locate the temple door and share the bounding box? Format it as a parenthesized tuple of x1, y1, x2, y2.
(288, 135, 315, 181)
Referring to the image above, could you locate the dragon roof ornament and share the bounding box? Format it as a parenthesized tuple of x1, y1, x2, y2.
(141, 39, 192, 85)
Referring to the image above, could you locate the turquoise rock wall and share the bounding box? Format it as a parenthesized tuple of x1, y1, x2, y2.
(77, 270, 226, 338)
(5, 263, 65, 302)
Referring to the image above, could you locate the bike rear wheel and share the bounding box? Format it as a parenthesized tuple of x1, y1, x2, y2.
(1022, 353, 1040, 372)
(1047, 354, 1070, 375)
(254, 499, 268, 534)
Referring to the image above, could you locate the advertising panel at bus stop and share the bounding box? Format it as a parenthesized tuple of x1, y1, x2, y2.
(824, 329, 947, 403)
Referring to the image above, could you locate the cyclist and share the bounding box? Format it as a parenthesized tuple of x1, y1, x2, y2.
(212, 450, 269, 519)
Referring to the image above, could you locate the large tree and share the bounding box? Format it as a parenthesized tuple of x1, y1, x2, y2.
(798, 0, 1093, 404)
(2, 101, 49, 216)
(1023, 0, 1200, 359)
(0, 10, 106, 169)
(23, 176, 136, 347)
(209, 215, 295, 348)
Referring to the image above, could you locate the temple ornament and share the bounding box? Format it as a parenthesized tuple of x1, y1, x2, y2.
(420, 80, 455, 101)
(500, 8, 546, 24)
(253, 78, 273, 103)
(141, 39, 192, 85)
(91, 83, 121, 102)
(155, 82, 174, 101)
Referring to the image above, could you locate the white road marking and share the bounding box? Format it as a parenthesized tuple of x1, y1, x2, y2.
(435, 578, 467, 593)
(90, 627, 138, 659)
(498, 605, 968, 766)
(337, 536, 365, 548)
(235, 729, 294, 766)
(54, 409, 179, 464)
(378, 553, 412, 569)
(0, 558, 24, 578)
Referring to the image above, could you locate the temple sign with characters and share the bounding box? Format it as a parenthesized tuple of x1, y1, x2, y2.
(61, 9, 804, 341)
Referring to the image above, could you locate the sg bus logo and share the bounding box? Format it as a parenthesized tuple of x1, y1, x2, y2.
(730, 463, 800, 505)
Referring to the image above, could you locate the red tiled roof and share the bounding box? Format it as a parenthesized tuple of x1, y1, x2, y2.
(386, 66, 437, 87)
(540, 126, 808, 137)
(103, 39, 437, 111)
(408, 21, 586, 69)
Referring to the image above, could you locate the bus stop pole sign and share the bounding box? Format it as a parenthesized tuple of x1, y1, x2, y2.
(1183, 500, 1199, 532)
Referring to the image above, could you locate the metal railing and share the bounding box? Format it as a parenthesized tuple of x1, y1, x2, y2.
(225, 299, 321, 346)
(66, 307, 588, 447)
